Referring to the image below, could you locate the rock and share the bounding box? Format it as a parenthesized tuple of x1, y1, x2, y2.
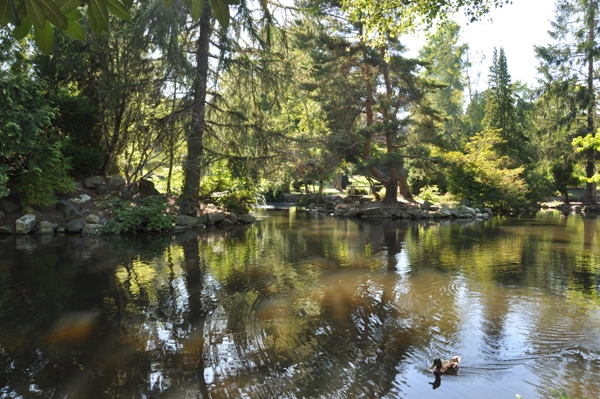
(333, 208, 347, 216)
(15, 214, 36, 235)
(420, 200, 433, 211)
(70, 194, 92, 204)
(0, 210, 4, 223)
(82, 224, 103, 235)
(0, 225, 14, 234)
(238, 214, 255, 224)
(85, 176, 105, 189)
(35, 221, 57, 235)
(73, 182, 83, 190)
(58, 200, 83, 221)
(108, 174, 126, 188)
(197, 214, 209, 224)
(173, 225, 191, 233)
(208, 211, 226, 224)
(138, 179, 160, 196)
(86, 215, 100, 224)
(218, 218, 236, 229)
(0, 199, 20, 213)
(361, 206, 383, 216)
(460, 198, 471, 206)
(225, 212, 238, 224)
(96, 184, 115, 195)
(176, 215, 197, 228)
(65, 218, 86, 233)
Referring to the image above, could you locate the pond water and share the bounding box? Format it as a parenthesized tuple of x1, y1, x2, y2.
(1, 209, 600, 399)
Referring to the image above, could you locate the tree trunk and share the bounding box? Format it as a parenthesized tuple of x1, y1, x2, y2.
(583, 7, 597, 204)
(181, 3, 212, 211)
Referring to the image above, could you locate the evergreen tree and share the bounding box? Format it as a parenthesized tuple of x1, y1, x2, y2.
(482, 47, 528, 164)
(535, 0, 600, 204)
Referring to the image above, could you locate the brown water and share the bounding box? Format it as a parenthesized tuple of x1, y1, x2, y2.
(1, 209, 600, 398)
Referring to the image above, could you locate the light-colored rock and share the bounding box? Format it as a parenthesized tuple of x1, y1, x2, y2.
(15, 214, 36, 235)
(86, 214, 100, 224)
(35, 221, 57, 235)
(70, 194, 92, 204)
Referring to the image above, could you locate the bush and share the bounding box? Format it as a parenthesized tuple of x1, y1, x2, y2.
(63, 142, 104, 177)
(15, 142, 75, 208)
(213, 186, 257, 213)
(102, 196, 175, 234)
(261, 186, 286, 202)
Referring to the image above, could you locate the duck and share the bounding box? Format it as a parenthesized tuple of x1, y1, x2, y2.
(430, 356, 461, 375)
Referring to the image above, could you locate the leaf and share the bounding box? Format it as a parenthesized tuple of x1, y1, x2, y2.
(224, 0, 239, 4)
(63, 18, 84, 40)
(86, 2, 100, 34)
(24, 0, 46, 29)
(105, 0, 130, 20)
(209, 0, 228, 28)
(121, 0, 132, 8)
(1, 0, 10, 26)
(181, 0, 191, 9)
(89, 0, 109, 33)
(163, 0, 173, 8)
(64, 8, 81, 20)
(13, 15, 32, 39)
(190, 0, 204, 21)
(38, 0, 68, 29)
(55, 0, 81, 14)
(9, 0, 20, 25)
(34, 19, 53, 54)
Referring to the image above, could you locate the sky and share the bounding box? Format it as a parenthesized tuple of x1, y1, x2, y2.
(405, 0, 556, 88)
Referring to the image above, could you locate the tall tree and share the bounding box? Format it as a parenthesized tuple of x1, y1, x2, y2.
(535, 0, 600, 204)
(483, 47, 528, 164)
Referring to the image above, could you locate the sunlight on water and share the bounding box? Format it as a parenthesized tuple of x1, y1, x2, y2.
(1, 211, 600, 398)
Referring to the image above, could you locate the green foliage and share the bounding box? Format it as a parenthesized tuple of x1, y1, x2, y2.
(15, 140, 74, 208)
(102, 196, 175, 234)
(213, 186, 257, 213)
(261, 185, 285, 202)
(417, 185, 442, 202)
(63, 142, 104, 176)
(444, 130, 530, 209)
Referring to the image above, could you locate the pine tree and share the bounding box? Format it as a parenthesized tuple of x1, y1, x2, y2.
(535, 0, 600, 204)
(482, 47, 528, 164)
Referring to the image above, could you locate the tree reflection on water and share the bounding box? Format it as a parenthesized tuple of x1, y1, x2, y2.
(0, 211, 600, 398)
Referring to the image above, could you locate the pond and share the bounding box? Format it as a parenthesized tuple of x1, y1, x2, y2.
(1, 209, 600, 399)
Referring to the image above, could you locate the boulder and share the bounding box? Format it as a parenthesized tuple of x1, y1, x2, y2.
(58, 200, 83, 221)
(70, 194, 92, 204)
(35, 221, 57, 235)
(420, 200, 433, 211)
(85, 176, 105, 189)
(0, 225, 14, 234)
(218, 218, 236, 229)
(138, 179, 160, 197)
(361, 206, 383, 216)
(238, 214, 255, 224)
(96, 184, 115, 195)
(108, 174, 126, 188)
(208, 211, 226, 224)
(15, 214, 36, 235)
(225, 212, 238, 224)
(0, 199, 19, 213)
(176, 215, 197, 228)
(86, 215, 100, 224)
(65, 218, 86, 233)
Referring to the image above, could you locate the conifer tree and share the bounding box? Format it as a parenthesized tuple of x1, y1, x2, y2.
(535, 0, 600, 204)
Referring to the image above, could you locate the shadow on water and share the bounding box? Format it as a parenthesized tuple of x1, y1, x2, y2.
(1, 211, 600, 398)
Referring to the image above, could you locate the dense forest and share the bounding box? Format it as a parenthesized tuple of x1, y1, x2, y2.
(1, 0, 600, 215)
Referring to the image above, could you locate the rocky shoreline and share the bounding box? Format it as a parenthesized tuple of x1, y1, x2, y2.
(0, 175, 256, 236)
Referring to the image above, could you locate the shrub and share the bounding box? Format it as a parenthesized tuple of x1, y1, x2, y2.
(102, 196, 175, 234)
(214, 186, 257, 213)
(63, 142, 104, 177)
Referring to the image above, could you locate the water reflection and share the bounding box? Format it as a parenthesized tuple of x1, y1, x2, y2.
(0, 211, 599, 398)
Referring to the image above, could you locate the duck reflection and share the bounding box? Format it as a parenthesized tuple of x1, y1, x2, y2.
(429, 374, 441, 389)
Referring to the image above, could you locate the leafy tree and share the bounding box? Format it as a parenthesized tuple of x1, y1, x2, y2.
(535, 0, 600, 204)
(0, 32, 74, 206)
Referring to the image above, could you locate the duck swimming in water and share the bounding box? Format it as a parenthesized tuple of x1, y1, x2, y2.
(430, 356, 461, 375)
